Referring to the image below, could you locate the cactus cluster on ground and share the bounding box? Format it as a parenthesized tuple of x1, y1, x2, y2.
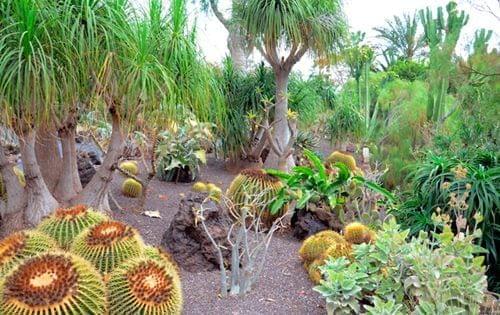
(0, 205, 183, 315)
(192, 181, 222, 201)
(299, 222, 375, 284)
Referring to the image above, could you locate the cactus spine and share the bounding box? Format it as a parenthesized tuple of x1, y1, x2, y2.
(122, 178, 143, 198)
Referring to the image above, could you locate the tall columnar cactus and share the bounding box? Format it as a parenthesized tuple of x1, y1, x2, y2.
(107, 255, 183, 315)
(0, 230, 58, 276)
(419, 1, 468, 122)
(70, 221, 144, 274)
(37, 205, 109, 248)
(226, 169, 286, 226)
(0, 252, 107, 314)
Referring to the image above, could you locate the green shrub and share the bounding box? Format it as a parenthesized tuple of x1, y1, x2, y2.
(314, 219, 487, 314)
(387, 59, 426, 81)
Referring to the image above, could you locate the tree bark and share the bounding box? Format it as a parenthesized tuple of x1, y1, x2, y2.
(70, 111, 123, 212)
(19, 130, 59, 226)
(54, 124, 81, 202)
(264, 70, 294, 171)
(228, 28, 249, 72)
(0, 145, 26, 236)
(35, 127, 61, 194)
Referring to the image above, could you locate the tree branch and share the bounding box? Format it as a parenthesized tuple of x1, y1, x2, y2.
(209, 0, 230, 29)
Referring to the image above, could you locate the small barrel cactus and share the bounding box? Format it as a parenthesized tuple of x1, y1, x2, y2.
(325, 151, 357, 171)
(37, 205, 108, 248)
(120, 160, 139, 175)
(343, 222, 374, 244)
(192, 182, 208, 192)
(107, 255, 183, 315)
(0, 230, 58, 277)
(122, 178, 143, 198)
(307, 258, 323, 284)
(70, 221, 144, 274)
(307, 242, 353, 284)
(0, 252, 107, 314)
(226, 169, 286, 226)
(299, 230, 347, 266)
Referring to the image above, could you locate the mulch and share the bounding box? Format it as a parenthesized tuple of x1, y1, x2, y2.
(111, 157, 326, 315)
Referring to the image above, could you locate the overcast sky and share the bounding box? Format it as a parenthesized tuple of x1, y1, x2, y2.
(132, 0, 500, 75)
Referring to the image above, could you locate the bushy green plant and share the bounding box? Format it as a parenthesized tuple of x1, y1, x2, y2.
(155, 118, 212, 182)
(387, 59, 426, 82)
(314, 219, 488, 314)
(268, 150, 394, 221)
(393, 151, 499, 291)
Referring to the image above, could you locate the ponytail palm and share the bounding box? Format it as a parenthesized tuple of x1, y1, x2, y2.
(241, 0, 347, 170)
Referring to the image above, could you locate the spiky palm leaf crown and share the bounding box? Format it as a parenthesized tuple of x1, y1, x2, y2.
(108, 255, 183, 315)
(0, 252, 107, 314)
(0, 230, 58, 277)
(70, 221, 144, 274)
(227, 169, 286, 226)
(37, 205, 108, 248)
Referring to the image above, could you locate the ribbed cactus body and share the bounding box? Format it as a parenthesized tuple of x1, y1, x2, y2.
(37, 205, 108, 248)
(226, 169, 285, 226)
(0, 230, 58, 277)
(120, 161, 139, 175)
(325, 151, 357, 171)
(122, 178, 143, 198)
(0, 252, 107, 315)
(70, 221, 144, 274)
(107, 255, 183, 315)
(299, 230, 346, 265)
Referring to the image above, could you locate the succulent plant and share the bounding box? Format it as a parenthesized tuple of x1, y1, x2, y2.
(70, 221, 144, 274)
(0, 230, 58, 277)
(107, 255, 183, 315)
(299, 230, 347, 265)
(120, 160, 139, 175)
(0, 252, 107, 314)
(308, 258, 323, 284)
(343, 222, 374, 244)
(122, 178, 143, 198)
(143, 245, 179, 273)
(192, 182, 208, 192)
(226, 169, 286, 226)
(325, 151, 357, 171)
(320, 242, 353, 261)
(37, 205, 108, 248)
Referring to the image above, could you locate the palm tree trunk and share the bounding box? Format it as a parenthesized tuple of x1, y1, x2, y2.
(20, 130, 59, 226)
(35, 128, 62, 194)
(0, 145, 26, 236)
(228, 29, 249, 72)
(264, 70, 294, 171)
(54, 125, 81, 201)
(70, 111, 124, 212)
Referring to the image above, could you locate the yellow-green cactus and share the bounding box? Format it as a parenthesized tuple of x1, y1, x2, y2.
(325, 151, 357, 171)
(307, 258, 323, 284)
(143, 245, 179, 273)
(192, 182, 208, 192)
(122, 178, 143, 198)
(0, 230, 58, 277)
(0, 252, 107, 315)
(343, 222, 373, 244)
(107, 255, 183, 315)
(120, 161, 139, 175)
(37, 205, 108, 248)
(70, 221, 144, 275)
(299, 230, 347, 265)
(226, 169, 286, 226)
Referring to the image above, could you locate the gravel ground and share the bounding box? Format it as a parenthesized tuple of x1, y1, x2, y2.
(111, 157, 325, 315)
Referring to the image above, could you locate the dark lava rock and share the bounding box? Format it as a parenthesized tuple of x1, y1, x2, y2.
(77, 152, 97, 188)
(291, 208, 343, 240)
(162, 193, 232, 272)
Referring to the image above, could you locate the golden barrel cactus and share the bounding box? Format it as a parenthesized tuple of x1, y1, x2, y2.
(343, 222, 374, 244)
(120, 160, 139, 175)
(0, 230, 58, 277)
(37, 205, 108, 248)
(122, 178, 143, 198)
(325, 151, 357, 171)
(226, 169, 286, 226)
(299, 230, 347, 266)
(0, 252, 107, 314)
(107, 255, 183, 315)
(70, 221, 144, 274)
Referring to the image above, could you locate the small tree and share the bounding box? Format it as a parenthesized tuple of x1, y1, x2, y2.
(241, 0, 347, 170)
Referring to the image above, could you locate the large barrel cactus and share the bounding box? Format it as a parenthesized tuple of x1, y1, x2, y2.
(0, 230, 58, 276)
(108, 255, 183, 315)
(226, 168, 286, 226)
(298, 230, 347, 266)
(0, 252, 107, 314)
(70, 221, 144, 274)
(37, 205, 108, 248)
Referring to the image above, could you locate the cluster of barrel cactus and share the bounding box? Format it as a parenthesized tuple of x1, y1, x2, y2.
(0, 205, 183, 315)
(299, 222, 375, 284)
(119, 161, 143, 198)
